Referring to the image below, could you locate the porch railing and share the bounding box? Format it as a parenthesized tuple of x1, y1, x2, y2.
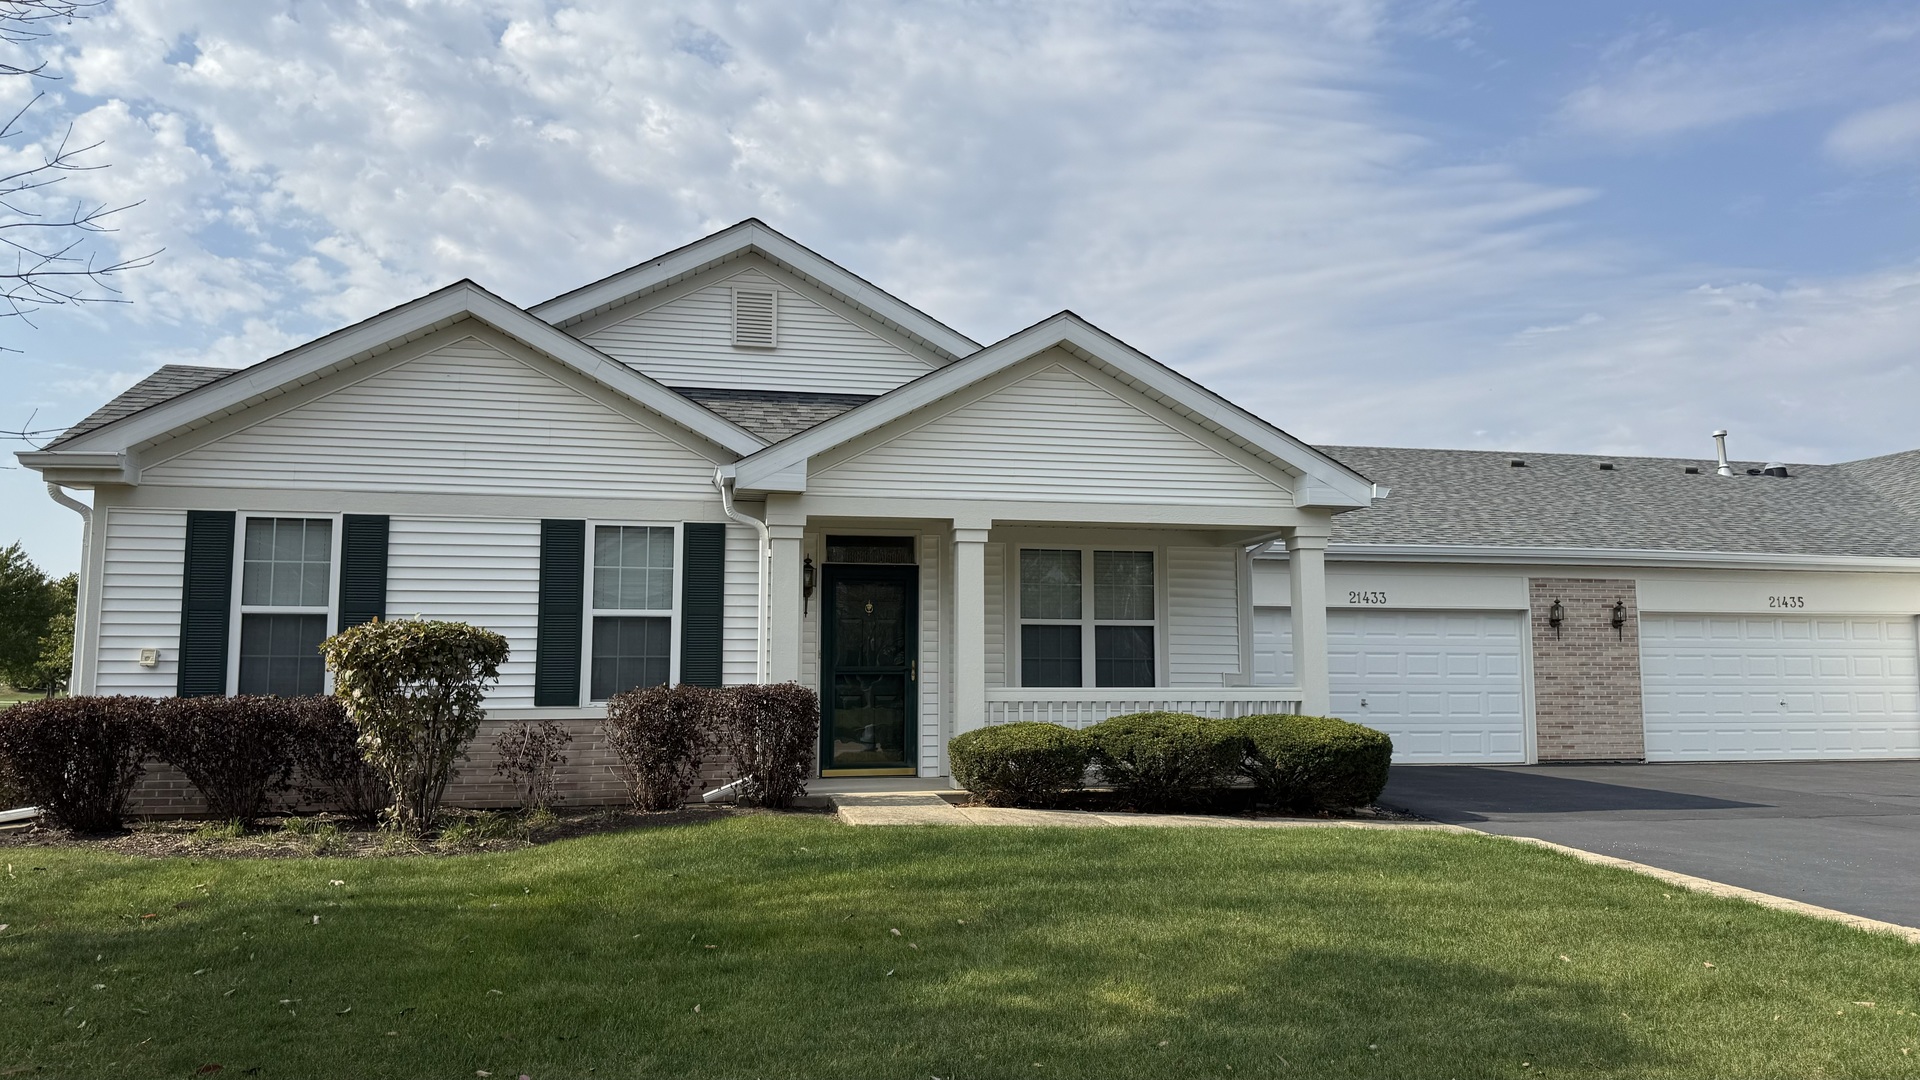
(983, 687, 1305, 729)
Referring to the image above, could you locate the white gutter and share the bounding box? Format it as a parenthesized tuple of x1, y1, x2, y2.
(713, 467, 770, 682)
(1255, 542, 1920, 573)
(45, 484, 91, 694)
(700, 777, 748, 803)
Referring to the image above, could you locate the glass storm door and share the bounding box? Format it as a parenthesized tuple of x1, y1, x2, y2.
(821, 564, 917, 774)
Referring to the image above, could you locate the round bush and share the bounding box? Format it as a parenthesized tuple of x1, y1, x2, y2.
(0, 696, 153, 832)
(1233, 713, 1392, 811)
(1086, 711, 1245, 811)
(949, 722, 1089, 807)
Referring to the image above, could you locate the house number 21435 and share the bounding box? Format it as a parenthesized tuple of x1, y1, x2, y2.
(1768, 595, 1806, 609)
(1348, 590, 1388, 605)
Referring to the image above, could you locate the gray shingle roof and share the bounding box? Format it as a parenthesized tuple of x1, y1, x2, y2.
(671, 387, 874, 443)
(1316, 445, 1920, 558)
(47, 364, 234, 447)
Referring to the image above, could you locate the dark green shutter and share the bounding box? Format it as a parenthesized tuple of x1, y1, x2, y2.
(177, 510, 236, 698)
(336, 514, 389, 632)
(534, 519, 586, 707)
(679, 522, 726, 687)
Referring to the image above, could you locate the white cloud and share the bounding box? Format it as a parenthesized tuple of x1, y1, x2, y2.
(1826, 98, 1920, 167)
(1557, 12, 1920, 141)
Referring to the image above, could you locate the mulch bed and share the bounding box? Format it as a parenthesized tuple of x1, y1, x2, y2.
(0, 804, 809, 859)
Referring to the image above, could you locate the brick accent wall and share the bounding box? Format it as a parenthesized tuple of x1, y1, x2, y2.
(124, 716, 741, 817)
(1528, 577, 1646, 762)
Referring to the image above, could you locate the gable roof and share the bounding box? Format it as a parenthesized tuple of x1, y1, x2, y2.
(1317, 445, 1920, 558)
(48, 365, 235, 447)
(20, 280, 768, 483)
(729, 310, 1377, 509)
(531, 219, 981, 362)
(672, 387, 875, 443)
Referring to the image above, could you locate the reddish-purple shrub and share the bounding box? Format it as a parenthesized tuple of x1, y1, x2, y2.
(0, 696, 155, 832)
(721, 683, 819, 809)
(602, 685, 716, 811)
(493, 720, 572, 811)
(284, 696, 388, 825)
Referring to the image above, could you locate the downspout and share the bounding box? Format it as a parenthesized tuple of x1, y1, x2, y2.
(713, 467, 770, 683)
(45, 484, 91, 695)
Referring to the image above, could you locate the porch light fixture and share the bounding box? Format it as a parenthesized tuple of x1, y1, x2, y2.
(1611, 600, 1627, 638)
(1548, 599, 1564, 637)
(802, 556, 816, 614)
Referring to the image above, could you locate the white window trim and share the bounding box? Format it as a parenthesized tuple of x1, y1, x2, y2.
(582, 520, 684, 703)
(1013, 546, 1163, 689)
(227, 511, 343, 696)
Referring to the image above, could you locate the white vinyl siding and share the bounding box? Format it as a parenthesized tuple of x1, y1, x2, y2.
(1167, 546, 1240, 686)
(385, 518, 541, 709)
(919, 534, 942, 775)
(141, 337, 721, 497)
(984, 542, 1007, 689)
(808, 364, 1293, 506)
(1255, 608, 1529, 764)
(723, 524, 761, 685)
(581, 268, 932, 394)
(1641, 615, 1920, 761)
(95, 508, 187, 696)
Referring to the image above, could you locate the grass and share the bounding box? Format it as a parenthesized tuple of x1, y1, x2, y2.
(2, 819, 1917, 1079)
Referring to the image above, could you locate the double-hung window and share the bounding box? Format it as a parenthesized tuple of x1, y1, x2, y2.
(236, 516, 334, 696)
(1018, 548, 1157, 688)
(589, 524, 677, 700)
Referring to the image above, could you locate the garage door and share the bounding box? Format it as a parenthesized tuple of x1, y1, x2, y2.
(1254, 608, 1529, 764)
(1641, 615, 1920, 761)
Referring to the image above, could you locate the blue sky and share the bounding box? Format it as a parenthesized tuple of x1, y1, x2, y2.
(5, 0, 1919, 574)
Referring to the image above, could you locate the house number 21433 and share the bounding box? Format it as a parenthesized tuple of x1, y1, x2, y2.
(1348, 590, 1388, 605)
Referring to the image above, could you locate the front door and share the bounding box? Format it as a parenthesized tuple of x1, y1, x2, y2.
(820, 563, 918, 775)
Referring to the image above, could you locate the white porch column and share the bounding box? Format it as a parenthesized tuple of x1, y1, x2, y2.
(952, 526, 990, 735)
(767, 523, 805, 684)
(1286, 527, 1332, 715)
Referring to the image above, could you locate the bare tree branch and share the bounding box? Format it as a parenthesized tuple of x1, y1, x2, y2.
(0, 1, 153, 347)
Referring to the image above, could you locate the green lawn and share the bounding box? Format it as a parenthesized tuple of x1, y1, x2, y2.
(2, 818, 1916, 1079)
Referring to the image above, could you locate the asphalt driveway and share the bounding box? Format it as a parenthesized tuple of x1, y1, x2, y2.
(1381, 761, 1920, 928)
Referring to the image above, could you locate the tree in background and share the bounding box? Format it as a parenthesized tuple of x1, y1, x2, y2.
(0, 544, 70, 696)
(0, 0, 153, 337)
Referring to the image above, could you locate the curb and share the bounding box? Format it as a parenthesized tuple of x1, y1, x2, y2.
(1495, 833, 1920, 945)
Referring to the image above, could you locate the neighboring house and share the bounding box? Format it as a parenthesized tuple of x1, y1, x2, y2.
(18, 222, 1920, 808)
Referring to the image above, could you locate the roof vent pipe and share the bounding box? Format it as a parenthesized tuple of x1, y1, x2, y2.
(1712, 430, 1733, 477)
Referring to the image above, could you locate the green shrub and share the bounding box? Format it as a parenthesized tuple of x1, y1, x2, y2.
(321, 619, 509, 834)
(1234, 713, 1392, 811)
(603, 685, 715, 812)
(144, 695, 318, 826)
(0, 695, 154, 831)
(720, 683, 818, 808)
(1086, 711, 1245, 811)
(949, 722, 1089, 806)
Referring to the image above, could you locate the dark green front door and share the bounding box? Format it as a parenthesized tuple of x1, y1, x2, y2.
(820, 564, 917, 774)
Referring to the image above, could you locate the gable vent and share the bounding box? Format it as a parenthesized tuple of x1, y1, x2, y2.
(731, 287, 778, 348)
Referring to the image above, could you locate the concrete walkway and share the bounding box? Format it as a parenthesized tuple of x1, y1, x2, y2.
(827, 791, 1461, 831)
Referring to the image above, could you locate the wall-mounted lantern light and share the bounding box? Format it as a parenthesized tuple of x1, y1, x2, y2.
(1611, 600, 1627, 638)
(802, 556, 816, 614)
(1548, 599, 1565, 637)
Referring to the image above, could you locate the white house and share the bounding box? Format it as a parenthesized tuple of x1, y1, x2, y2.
(20, 222, 1920, 793)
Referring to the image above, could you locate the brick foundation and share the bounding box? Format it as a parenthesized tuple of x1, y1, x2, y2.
(124, 717, 739, 818)
(1528, 577, 1646, 762)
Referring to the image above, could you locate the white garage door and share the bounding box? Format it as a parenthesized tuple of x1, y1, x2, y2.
(1254, 608, 1529, 764)
(1641, 615, 1920, 761)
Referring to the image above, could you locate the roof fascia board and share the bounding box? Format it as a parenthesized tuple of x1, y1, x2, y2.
(13, 449, 131, 485)
(734, 312, 1374, 506)
(1261, 542, 1920, 573)
(561, 252, 953, 370)
(43, 283, 768, 461)
(530, 222, 980, 359)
